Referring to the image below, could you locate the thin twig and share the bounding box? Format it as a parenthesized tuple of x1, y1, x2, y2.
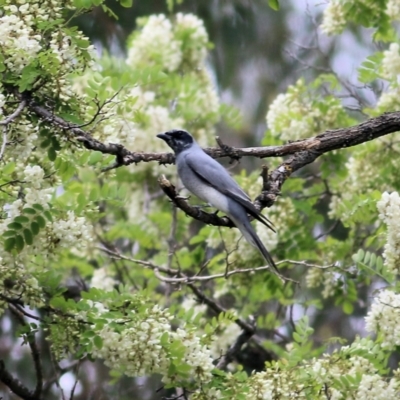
(0, 99, 27, 126)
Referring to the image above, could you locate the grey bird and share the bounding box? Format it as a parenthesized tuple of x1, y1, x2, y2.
(157, 129, 279, 275)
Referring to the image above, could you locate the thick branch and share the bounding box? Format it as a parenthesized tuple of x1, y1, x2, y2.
(16, 91, 400, 168)
(14, 91, 400, 222)
(0, 360, 39, 400)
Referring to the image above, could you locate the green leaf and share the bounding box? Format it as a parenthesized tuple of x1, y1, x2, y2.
(3, 230, 16, 238)
(4, 237, 16, 251)
(44, 210, 53, 222)
(48, 147, 57, 161)
(23, 208, 37, 215)
(15, 235, 24, 252)
(31, 222, 40, 235)
(268, 0, 279, 11)
(7, 222, 23, 230)
(32, 204, 44, 212)
(14, 216, 30, 224)
(88, 151, 103, 165)
(35, 215, 46, 229)
(23, 229, 33, 245)
(94, 335, 103, 349)
(120, 0, 133, 7)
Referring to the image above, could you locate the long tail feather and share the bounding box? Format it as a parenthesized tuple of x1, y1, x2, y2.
(231, 216, 280, 276)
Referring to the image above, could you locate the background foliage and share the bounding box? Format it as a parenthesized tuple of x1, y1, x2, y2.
(1, 0, 400, 399)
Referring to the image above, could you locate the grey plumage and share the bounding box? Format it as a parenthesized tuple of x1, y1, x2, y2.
(157, 129, 279, 274)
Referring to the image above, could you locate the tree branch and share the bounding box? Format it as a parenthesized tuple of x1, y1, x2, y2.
(0, 360, 39, 400)
(9, 305, 43, 399)
(13, 91, 400, 225)
(15, 91, 400, 169)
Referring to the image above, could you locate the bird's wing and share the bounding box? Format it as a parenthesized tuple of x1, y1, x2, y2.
(183, 150, 275, 232)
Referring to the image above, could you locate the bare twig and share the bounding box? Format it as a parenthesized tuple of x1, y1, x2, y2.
(0, 99, 26, 126)
(0, 126, 7, 161)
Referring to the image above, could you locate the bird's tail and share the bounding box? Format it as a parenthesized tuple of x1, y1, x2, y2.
(231, 216, 280, 276)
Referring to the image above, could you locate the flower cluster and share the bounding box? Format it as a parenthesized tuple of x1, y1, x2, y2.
(90, 267, 118, 292)
(47, 314, 83, 360)
(356, 374, 399, 400)
(386, 0, 400, 21)
(320, 1, 347, 35)
(365, 289, 400, 349)
(127, 13, 209, 72)
(376, 191, 400, 274)
(0, 262, 45, 315)
(127, 15, 182, 72)
(51, 211, 94, 250)
(382, 43, 400, 81)
(88, 303, 214, 382)
(266, 79, 345, 141)
(0, 13, 42, 72)
(175, 12, 209, 66)
(376, 85, 400, 112)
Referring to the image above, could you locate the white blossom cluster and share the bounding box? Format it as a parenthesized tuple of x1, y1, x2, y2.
(0, 13, 42, 72)
(382, 43, 400, 81)
(51, 211, 94, 250)
(376, 191, 400, 274)
(266, 79, 345, 141)
(320, 1, 347, 35)
(209, 322, 242, 360)
(90, 304, 214, 382)
(0, 262, 45, 315)
(386, 0, 400, 21)
(356, 373, 399, 400)
(377, 85, 400, 111)
(365, 289, 400, 349)
(127, 15, 181, 72)
(127, 13, 209, 72)
(175, 13, 209, 66)
(328, 151, 376, 223)
(90, 267, 118, 292)
(3, 116, 42, 169)
(0, 0, 95, 108)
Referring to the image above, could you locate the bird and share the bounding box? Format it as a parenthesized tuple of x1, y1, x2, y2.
(157, 129, 280, 275)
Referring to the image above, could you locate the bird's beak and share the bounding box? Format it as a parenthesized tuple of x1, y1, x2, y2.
(157, 132, 170, 141)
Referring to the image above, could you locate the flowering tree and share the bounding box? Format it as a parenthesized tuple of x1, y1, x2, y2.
(1, 0, 400, 399)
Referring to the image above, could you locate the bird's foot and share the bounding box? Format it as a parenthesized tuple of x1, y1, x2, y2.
(175, 195, 190, 201)
(192, 203, 214, 211)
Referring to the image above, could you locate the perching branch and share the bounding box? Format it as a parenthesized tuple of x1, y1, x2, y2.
(17, 90, 400, 168)
(14, 91, 400, 221)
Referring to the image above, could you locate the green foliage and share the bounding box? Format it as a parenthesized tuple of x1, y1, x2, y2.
(1, 0, 400, 398)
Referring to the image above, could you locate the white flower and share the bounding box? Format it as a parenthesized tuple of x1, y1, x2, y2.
(23, 165, 45, 189)
(365, 289, 400, 349)
(126, 14, 182, 72)
(0, 15, 42, 72)
(382, 43, 400, 80)
(386, 0, 400, 21)
(51, 211, 93, 249)
(90, 267, 118, 291)
(356, 374, 399, 399)
(320, 1, 346, 35)
(175, 13, 208, 66)
(376, 85, 400, 111)
(376, 191, 400, 274)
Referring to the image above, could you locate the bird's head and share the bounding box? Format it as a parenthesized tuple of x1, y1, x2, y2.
(157, 129, 194, 154)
